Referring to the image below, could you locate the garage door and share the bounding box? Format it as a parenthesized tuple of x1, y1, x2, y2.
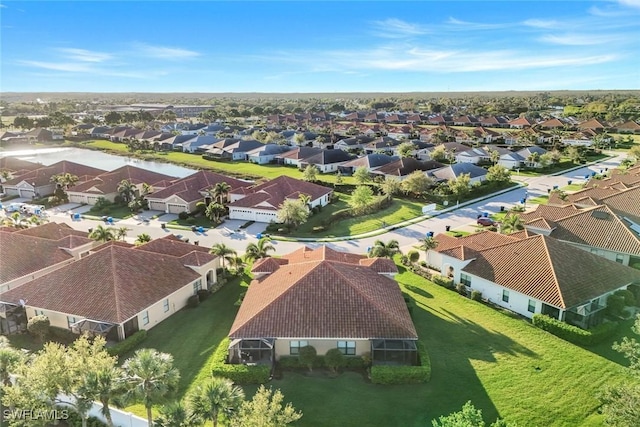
(167, 203, 187, 214)
(69, 194, 85, 204)
(229, 208, 254, 221)
(255, 211, 277, 223)
(148, 201, 166, 211)
(86, 196, 102, 205)
(19, 189, 34, 198)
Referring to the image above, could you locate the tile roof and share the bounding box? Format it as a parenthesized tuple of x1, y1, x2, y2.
(0, 243, 204, 323)
(520, 204, 580, 223)
(4, 161, 106, 187)
(276, 146, 323, 160)
(147, 170, 252, 203)
(548, 186, 622, 206)
(229, 176, 332, 210)
(599, 186, 640, 226)
(70, 166, 175, 195)
(462, 234, 640, 309)
(0, 232, 78, 284)
(434, 231, 520, 253)
(431, 163, 488, 180)
(13, 222, 89, 240)
(229, 259, 416, 339)
(372, 158, 444, 177)
(133, 235, 213, 257)
(0, 157, 41, 173)
(300, 149, 355, 165)
(340, 154, 399, 169)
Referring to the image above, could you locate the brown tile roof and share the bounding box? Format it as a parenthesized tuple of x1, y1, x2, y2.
(251, 257, 289, 274)
(438, 245, 480, 261)
(616, 121, 640, 131)
(434, 231, 519, 253)
(548, 206, 640, 255)
(4, 161, 106, 187)
(0, 232, 77, 284)
(0, 243, 203, 323)
(372, 158, 444, 177)
(525, 218, 556, 230)
(578, 118, 608, 130)
(14, 222, 88, 240)
(508, 117, 535, 126)
(599, 186, 640, 226)
(0, 157, 41, 173)
(148, 171, 252, 203)
(358, 257, 398, 273)
(229, 260, 417, 339)
(548, 186, 622, 206)
(463, 234, 640, 309)
(538, 118, 566, 128)
(275, 146, 322, 160)
(229, 176, 332, 210)
(508, 229, 532, 239)
(134, 235, 213, 257)
(70, 166, 175, 195)
(520, 205, 580, 222)
(586, 174, 640, 188)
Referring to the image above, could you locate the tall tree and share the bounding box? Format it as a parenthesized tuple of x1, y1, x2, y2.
(244, 237, 276, 262)
(417, 236, 439, 260)
(115, 226, 130, 242)
(135, 233, 152, 246)
(122, 349, 181, 427)
(348, 185, 375, 214)
(232, 386, 302, 427)
(500, 214, 524, 234)
(212, 182, 232, 205)
(276, 199, 310, 229)
(187, 377, 245, 427)
(353, 166, 371, 185)
(205, 202, 226, 223)
(302, 165, 319, 182)
(401, 171, 433, 197)
(368, 239, 401, 258)
(117, 179, 137, 204)
(80, 367, 125, 427)
(486, 165, 511, 184)
(209, 243, 237, 270)
(397, 142, 415, 158)
(448, 173, 471, 200)
(0, 341, 24, 426)
(89, 225, 116, 243)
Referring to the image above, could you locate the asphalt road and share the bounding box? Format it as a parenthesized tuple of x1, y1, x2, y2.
(39, 152, 627, 257)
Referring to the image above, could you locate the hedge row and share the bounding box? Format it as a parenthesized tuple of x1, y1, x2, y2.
(432, 274, 454, 289)
(370, 340, 431, 385)
(532, 314, 619, 346)
(278, 355, 365, 370)
(107, 330, 147, 357)
(210, 338, 271, 384)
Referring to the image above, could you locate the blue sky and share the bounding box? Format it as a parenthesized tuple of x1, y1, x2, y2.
(1, 1, 639, 92)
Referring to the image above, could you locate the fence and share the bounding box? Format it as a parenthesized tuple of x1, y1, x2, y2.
(57, 394, 148, 427)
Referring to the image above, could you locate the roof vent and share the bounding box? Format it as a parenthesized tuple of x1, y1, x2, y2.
(591, 211, 610, 220)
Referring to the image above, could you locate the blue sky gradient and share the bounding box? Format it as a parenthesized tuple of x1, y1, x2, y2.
(1, 1, 639, 92)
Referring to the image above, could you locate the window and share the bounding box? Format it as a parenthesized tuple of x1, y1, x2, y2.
(193, 279, 202, 294)
(502, 290, 510, 303)
(528, 299, 536, 313)
(142, 311, 149, 325)
(67, 316, 77, 329)
(337, 341, 356, 355)
(289, 340, 308, 355)
(460, 273, 471, 287)
(163, 299, 170, 313)
(616, 254, 624, 264)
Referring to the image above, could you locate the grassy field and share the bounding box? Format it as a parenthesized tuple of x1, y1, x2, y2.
(117, 263, 634, 426)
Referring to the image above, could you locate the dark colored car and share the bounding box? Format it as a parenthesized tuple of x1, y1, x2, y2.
(477, 217, 496, 226)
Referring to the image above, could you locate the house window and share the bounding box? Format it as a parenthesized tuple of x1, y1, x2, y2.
(528, 300, 536, 313)
(142, 311, 150, 325)
(67, 316, 77, 329)
(460, 273, 471, 287)
(337, 341, 356, 355)
(163, 299, 170, 313)
(502, 290, 510, 303)
(289, 340, 308, 355)
(615, 254, 624, 264)
(193, 279, 202, 294)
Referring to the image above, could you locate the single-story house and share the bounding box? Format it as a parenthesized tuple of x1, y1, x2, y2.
(363, 136, 403, 155)
(456, 147, 491, 164)
(333, 136, 375, 152)
(2, 161, 106, 199)
(25, 128, 63, 143)
(246, 144, 293, 165)
(227, 246, 418, 366)
(0, 236, 219, 341)
(370, 158, 445, 181)
(228, 175, 332, 222)
(507, 116, 535, 129)
(516, 146, 548, 168)
(0, 157, 42, 182)
(427, 231, 640, 328)
(204, 139, 265, 161)
(298, 149, 356, 173)
(67, 165, 175, 205)
(430, 163, 488, 184)
(146, 170, 253, 214)
(616, 121, 640, 134)
(337, 153, 398, 175)
(175, 135, 219, 153)
(274, 147, 323, 167)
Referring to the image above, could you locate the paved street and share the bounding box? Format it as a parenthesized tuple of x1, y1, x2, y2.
(33, 152, 627, 257)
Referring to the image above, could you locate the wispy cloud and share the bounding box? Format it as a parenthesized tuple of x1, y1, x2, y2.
(522, 19, 559, 29)
(370, 18, 429, 38)
(133, 43, 200, 59)
(619, 0, 640, 8)
(0, 4, 8, 8)
(539, 33, 622, 46)
(57, 48, 112, 62)
(445, 17, 510, 30)
(17, 60, 93, 73)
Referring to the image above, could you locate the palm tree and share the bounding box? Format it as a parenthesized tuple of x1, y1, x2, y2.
(89, 225, 116, 243)
(187, 377, 245, 427)
(117, 179, 137, 204)
(368, 239, 401, 259)
(1, 212, 28, 229)
(135, 233, 152, 246)
(298, 193, 311, 209)
(489, 148, 501, 165)
(244, 237, 276, 262)
(527, 152, 541, 167)
(501, 214, 524, 234)
(116, 226, 130, 242)
(209, 243, 237, 270)
(154, 402, 196, 427)
(205, 202, 226, 223)
(50, 172, 79, 190)
(80, 367, 125, 427)
(0, 169, 12, 182)
(122, 349, 180, 427)
(417, 236, 438, 260)
(227, 256, 246, 274)
(212, 182, 232, 205)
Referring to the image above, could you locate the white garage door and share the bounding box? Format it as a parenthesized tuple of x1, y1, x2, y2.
(255, 211, 277, 223)
(19, 189, 35, 198)
(68, 194, 85, 204)
(86, 196, 102, 205)
(167, 203, 187, 214)
(229, 208, 254, 221)
(148, 201, 166, 211)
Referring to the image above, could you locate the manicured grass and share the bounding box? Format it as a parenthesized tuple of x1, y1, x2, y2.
(528, 195, 549, 205)
(291, 194, 351, 235)
(561, 183, 585, 192)
(168, 216, 214, 229)
(78, 140, 354, 185)
(516, 155, 608, 177)
(86, 204, 135, 219)
(445, 230, 472, 237)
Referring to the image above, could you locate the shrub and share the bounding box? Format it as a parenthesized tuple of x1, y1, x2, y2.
(107, 330, 147, 357)
(614, 289, 635, 306)
(325, 348, 347, 374)
(55, 407, 107, 427)
(432, 274, 454, 289)
(197, 289, 210, 301)
(49, 326, 77, 343)
(455, 283, 467, 296)
(187, 294, 200, 308)
(235, 291, 247, 307)
(606, 294, 626, 317)
(311, 226, 325, 233)
(278, 355, 325, 370)
(471, 290, 483, 301)
(407, 250, 420, 263)
(178, 211, 189, 220)
(370, 366, 430, 384)
(186, 217, 197, 225)
(419, 261, 427, 267)
(345, 356, 365, 370)
(400, 254, 410, 266)
(299, 345, 318, 372)
(27, 315, 50, 342)
(210, 338, 270, 384)
(532, 314, 619, 346)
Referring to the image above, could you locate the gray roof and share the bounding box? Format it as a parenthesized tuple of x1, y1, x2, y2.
(431, 163, 488, 180)
(341, 154, 399, 169)
(517, 146, 547, 157)
(246, 144, 293, 156)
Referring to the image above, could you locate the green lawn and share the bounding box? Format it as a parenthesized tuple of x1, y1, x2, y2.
(516, 154, 609, 177)
(76, 140, 353, 185)
(117, 263, 634, 426)
(86, 204, 135, 220)
(528, 195, 549, 205)
(561, 183, 585, 192)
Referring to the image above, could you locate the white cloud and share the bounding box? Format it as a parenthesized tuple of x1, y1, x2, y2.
(57, 48, 112, 62)
(133, 43, 200, 59)
(17, 60, 93, 72)
(445, 17, 510, 30)
(522, 19, 559, 29)
(539, 33, 621, 46)
(370, 18, 429, 38)
(619, 0, 640, 8)
(0, 4, 8, 8)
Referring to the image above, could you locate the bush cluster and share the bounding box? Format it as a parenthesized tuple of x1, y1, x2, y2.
(370, 340, 431, 384)
(471, 290, 483, 301)
(432, 274, 454, 289)
(278, 354, 366, 371)
(532, 314, 619, 346)
(178, 211, 189, 220)
(107, 330, 147, 357)
(49, 326, 77, 343)
(210, 338, 270, 384)
(187, 294, 200, 308)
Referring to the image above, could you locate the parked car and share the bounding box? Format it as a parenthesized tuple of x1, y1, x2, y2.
(477, 217, 496, 227)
